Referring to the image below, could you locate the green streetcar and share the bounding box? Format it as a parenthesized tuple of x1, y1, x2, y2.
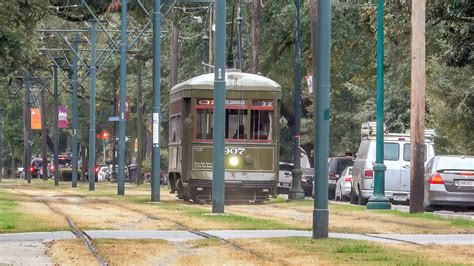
(168, 71, 281, 203)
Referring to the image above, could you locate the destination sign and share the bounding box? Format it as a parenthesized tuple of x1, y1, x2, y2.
(197, 99, 247, 106)
(252, 100, 273, 107)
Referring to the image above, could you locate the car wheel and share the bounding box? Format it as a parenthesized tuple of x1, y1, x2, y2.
(357, 186, 368, 206)
(350, 185, 358, 205)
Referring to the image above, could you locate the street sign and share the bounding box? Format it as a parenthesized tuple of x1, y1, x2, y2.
(108, 116, 120, 122)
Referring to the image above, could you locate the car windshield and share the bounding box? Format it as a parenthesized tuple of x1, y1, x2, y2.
(279, 164, 293, 171)
(336, 160, 353, 174)
(436, 157, 474, 171)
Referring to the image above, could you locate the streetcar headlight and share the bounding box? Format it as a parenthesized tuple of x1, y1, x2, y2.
(228, 156, 240, 167)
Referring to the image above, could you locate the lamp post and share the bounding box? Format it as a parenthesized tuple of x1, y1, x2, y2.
(289, 0, 305, 200)
(367, 0, 391, 210)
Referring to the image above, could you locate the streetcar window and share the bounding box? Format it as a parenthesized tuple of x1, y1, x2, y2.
(226, 109, 248, 139)
(250, 110, 272, 140)
(196, 109, 213, 140)
(169, 116, 181, 143)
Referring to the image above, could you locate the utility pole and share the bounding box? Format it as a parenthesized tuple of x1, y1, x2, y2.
(312, 0, 330, 239)
(88, 21, 98, 191)
(136, 61, 144, 185)
(118, 0, 128, 196)
(53, 64, 59, 187)
(71, 34, 79, 188)
(170, 23, 179, 87)
(151, 0, 161, 202)
(367, 0, 391, 210)
(212, 0, 226, 213)
(289, 0, 305, 200)
(410, 0, 426, 213)
(39, 88, 48, 181)
(250, 0, 261, 74)
(24, 71, 32, 184)
(202, 31, 210, 73)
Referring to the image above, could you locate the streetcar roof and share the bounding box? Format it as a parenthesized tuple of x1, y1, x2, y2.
(170, 71, 281, 94)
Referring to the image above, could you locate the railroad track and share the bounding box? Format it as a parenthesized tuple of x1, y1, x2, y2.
(9, 188, 108, 266)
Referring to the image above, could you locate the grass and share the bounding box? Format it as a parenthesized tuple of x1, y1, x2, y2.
(0, 190, 20, 230)
(262, 237, 455, 265)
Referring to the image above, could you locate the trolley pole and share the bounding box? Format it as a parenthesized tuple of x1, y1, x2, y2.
(212, 0, 226, 214)
(312, 0, 330, 239)
(24, 71, 31, 184)
(118, 0, 128, 196)
(72, 35, 79, 188)
(367, 0, 391, 210)
(53, 64, 59, 187)
(88, 21, 97, 191)
(289, 0, 305, 200)
(151, 0, 161, 202)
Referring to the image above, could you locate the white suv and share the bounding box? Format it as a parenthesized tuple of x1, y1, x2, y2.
(351, 133, 435, 205)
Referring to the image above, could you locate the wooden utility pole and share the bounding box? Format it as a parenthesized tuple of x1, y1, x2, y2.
(170, 23, 179, 87)
(409, 0, 426, 213)
(250, 0, 261, 74)
(39, 89, 48, 181)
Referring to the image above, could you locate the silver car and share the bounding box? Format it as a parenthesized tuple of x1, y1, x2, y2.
(335, 166, 352, 201)
(424, 155, 474, 210)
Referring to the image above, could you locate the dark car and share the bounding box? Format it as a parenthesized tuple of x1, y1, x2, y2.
(328, 157, 354, 199)
(30, 158, 44, 178)
(424, 155, 474, 210)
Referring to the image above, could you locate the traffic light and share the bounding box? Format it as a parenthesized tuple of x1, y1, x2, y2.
(102, 131, 109, 144)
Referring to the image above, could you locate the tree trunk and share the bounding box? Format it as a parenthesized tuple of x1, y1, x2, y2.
(409, 0, 426, 213)
(250, 0, 261, 74)
(136, 62, 144, 185)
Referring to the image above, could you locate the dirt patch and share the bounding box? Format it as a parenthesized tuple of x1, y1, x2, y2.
(174, 238, 272, 265)
(46, 239, 96, 265)
(94, 239, 174, 265)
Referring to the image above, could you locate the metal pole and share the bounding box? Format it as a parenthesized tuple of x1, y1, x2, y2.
(53, 65, 59, 187)
(151, 0, 161, 202)
(312, 0, 330, 239)
(118, 0, 128, 196)
(289, 0, 305, 200)
(39, 89, 48, 181)
(24, 72, 31, 184)
(367, 0, 391, 210)
(88, 21, 98, 191)
(72, 35, 79, 188)
(212, 0, 226, 213)
(236, 7, 243, 70)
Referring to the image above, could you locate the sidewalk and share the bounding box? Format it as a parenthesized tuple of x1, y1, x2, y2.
(1, 230, 472, 245)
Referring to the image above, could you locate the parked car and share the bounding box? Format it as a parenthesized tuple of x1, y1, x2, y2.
(97, 166, 109, 182)
(424, 155, 474, 210)
(30, 158, 44, 178)
(352, 131, 435, 205)
(327, 157, 354, 199)
(15, 167, 24, 178)
(278, 162, 294, 194)
(301, 168, 314, 197)
(335, 166, 352, 201)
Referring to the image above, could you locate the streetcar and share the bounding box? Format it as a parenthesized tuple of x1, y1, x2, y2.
(168, 70, 281, 203)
